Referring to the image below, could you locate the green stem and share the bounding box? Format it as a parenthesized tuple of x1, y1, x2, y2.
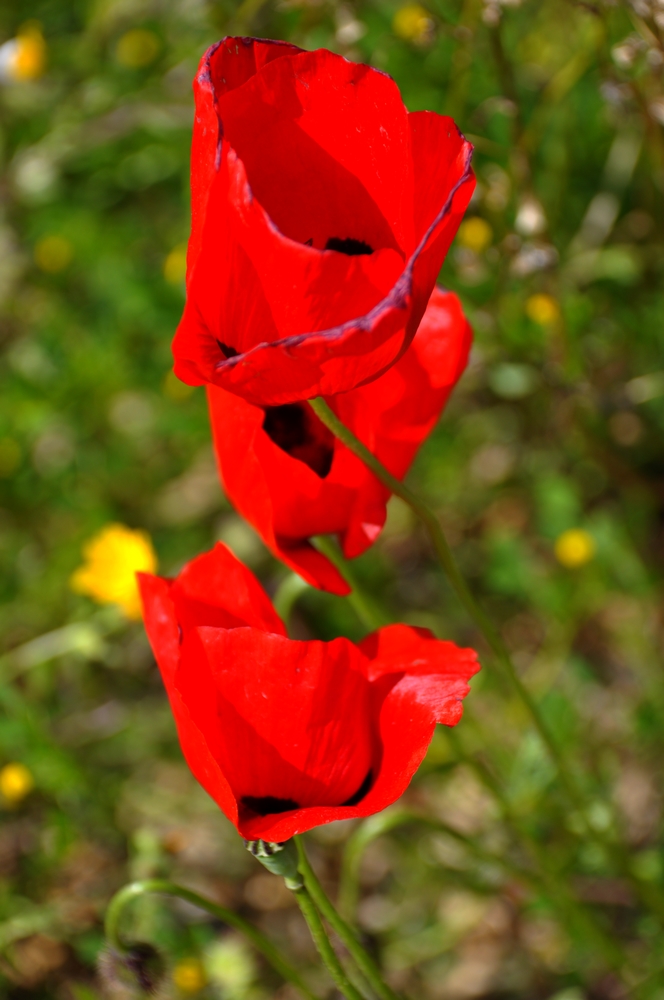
(338, 809, 536, 923)
(446, 732, 627, 972)
(104, 879, 318, 1000)
(291, 883, 366, 1000)
(313, 535, 388, 631)
(295, 837, 402, 1000)
(308, 398, 574, 792)
(273, 572, 309, 630)
(308, 396, 664, 926)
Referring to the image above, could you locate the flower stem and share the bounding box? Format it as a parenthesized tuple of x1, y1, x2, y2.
(308, 395, 664, 924)
(295, 836, 402, 1000)
(273, 572, 309, 629)
(308, 398, 570, 783)
(290, 882, 366, 1000)
(313, 535, 388, 630)
(104, 879, 318, 1000)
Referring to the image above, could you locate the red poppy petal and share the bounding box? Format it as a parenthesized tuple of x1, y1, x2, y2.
(207, 386, 350, 594)
(207, 288, 471, 591)
(188, 37, 302, 283)
(173, 39, 475, 405)
(178, 628, 373, 818)
(229, 625, 478, 841)
(173, 141, 405, 392)
(170, 542, 287, 636)
(138, 572, 239, 826)
(217, 48, 413, 254)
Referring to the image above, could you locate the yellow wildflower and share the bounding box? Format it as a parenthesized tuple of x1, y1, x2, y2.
(116, 29, 160, 68)
(173, 958, 207, 994)
(393, 4, 433, 44)
(35, 235, 73, 274)
(554, 529, 595, 568)
(71, 524, 157, 619)
(457, 217, 493, 254)
(164, 244, 188, 285)
(0, 24, 46, 83)
(0, 763, 34, 805)
(526, 293, 559, 326)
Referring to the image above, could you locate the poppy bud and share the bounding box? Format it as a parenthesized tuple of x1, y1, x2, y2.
(98, 943, 167, 998)
(244, 838, 303, 888)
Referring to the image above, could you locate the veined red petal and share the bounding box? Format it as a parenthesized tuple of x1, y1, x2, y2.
(208, 287, 471, 588)
(139, 544, 479, 841)
(173, 38, 474, 404)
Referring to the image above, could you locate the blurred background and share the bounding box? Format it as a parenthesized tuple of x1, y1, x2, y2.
(1, 0, 664, 997)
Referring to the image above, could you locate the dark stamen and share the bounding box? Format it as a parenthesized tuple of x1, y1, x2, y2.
(325, 237, 374, 256)
(242, 795, 300, 816)
(262, 403, 334, 478)
(217, 340, 238, 359)
(342, 770, 373, 806)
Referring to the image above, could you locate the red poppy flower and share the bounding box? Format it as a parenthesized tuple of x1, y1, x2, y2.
(172, 36, 474, 406)
(208, 286, 471, 595)
(138, 542, 479, 841)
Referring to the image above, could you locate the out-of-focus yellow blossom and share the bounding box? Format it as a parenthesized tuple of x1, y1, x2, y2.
(554, 529, 595, 568)
(173, 958, 207, 994)
(0, 763, 34, 804)
(457, 217, 493, 254)
(164, 244, 187, 284)
(116, 29, 160, 68)
(71, 524, 157, 619)
(35, 235, 73, 273)
(0, 24, 46, 82)
(526, 293, 559, 325)
(393, 4, 433, 43)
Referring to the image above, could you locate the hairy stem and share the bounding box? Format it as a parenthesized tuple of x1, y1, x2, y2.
(104, 879, 318, 1000)
(307, 396, 664, 924)
(295, 836, 402, 1000)
(291, 883, 366, 1000)
(314, 534, 388, 630)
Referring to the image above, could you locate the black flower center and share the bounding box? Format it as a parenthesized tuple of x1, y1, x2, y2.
(217, 340, 238, 359)
(342, 770, 373, 806)
(262, 403, 334, 478)
(325, 236, 374, 256)
(242, 795, 300, 816)
(240, 771, 373, 818)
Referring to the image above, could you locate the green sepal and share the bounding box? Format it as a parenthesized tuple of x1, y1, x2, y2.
(244, 838, 303, 887)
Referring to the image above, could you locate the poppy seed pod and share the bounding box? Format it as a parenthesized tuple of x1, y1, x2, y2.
(208, 286, 472, 593)
(138, 543, 479, 842)
(172, 37, 475, 405)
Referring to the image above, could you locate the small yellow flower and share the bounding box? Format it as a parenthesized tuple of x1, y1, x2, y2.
(116, 29, 160, 69)
(164, 244, 187, 285)
(0, 763, 34, 805)
(0, 24, 46, 83)
(392, 4, 433, 43)
(457, 217, 493, 254)
(71, 524, 157, 619)
(554, 529, 595, 568)
(173, 958, 207, 994)
(14, 25, 46, 80)
(35, 235, 73, 274)
(526, 293, 559, 326)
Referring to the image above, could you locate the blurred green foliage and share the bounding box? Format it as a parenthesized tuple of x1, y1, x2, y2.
(1, 0, 664, 997)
